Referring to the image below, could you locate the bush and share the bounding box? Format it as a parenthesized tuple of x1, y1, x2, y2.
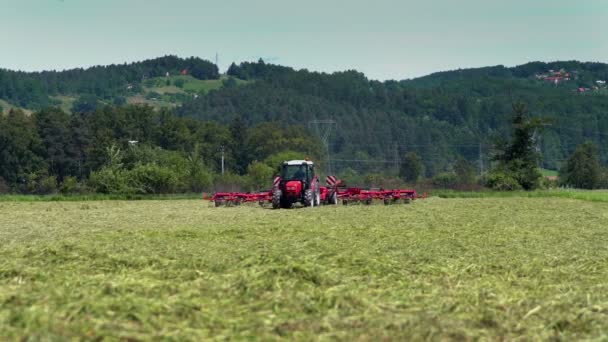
(541, 176, 559, 189)
(174, 79, 185, 88)
(89, 167, 134, 194)
(247, 161, 274, 191)
(486, 171, 522, 191)
(454, 158, 476, 185)
(129, 163, 181, 194)
(60, 176, 89, 194)
(189, 168, 213, 192)
(432, 172, 458, 189)
(339, 168, 361, 187)
(38, 176, 58, 195)
(213, 173, 248, 192)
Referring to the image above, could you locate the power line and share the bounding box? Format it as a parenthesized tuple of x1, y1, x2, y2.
(309, 119, 337, 175)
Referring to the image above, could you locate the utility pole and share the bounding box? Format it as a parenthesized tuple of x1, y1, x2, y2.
(393, 143, 399, 175)
(479, 142, 484, 176)
(220, 145, 225, 175)
(308, 119, 337, 175)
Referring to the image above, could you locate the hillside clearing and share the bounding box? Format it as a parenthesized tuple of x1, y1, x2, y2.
(1, 197, 608, 340)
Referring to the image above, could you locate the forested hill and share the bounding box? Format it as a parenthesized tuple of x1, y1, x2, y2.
(0, 56, 219, 109)
(177, 60, 608, 174)
(2, 57, 608, 176)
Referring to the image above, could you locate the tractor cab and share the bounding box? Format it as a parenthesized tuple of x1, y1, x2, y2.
(281, 160, 314, 185)
(273, 160, 320, 208)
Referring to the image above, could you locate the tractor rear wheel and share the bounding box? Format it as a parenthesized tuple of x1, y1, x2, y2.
(272, 190, 281, 209)
(304, 189, 314, 207)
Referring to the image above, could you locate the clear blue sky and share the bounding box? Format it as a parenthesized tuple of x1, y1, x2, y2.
(1, 0, 606, 80)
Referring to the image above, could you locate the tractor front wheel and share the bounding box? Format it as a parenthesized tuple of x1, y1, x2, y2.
(304, 189, 314, 207)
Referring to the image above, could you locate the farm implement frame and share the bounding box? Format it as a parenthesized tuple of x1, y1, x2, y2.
(207, 176, 425, 208)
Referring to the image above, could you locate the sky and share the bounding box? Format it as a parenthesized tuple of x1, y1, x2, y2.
(0, 0, 606, 80)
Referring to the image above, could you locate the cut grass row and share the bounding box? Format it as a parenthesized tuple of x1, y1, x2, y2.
(434, 189, 608, 202)
(1, 197, 608, 339)
(0, 193, 203, 202)
(2, 188, 608, 203)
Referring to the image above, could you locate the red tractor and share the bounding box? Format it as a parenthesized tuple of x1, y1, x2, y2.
(272, 160, 322, 209)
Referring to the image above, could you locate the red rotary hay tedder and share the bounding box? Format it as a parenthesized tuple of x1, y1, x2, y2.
(208, 159, 425, 208)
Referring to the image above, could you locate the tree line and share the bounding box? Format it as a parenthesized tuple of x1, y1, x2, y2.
(180, 60, 608, 177)
(0, 56, 608, 190)
(0, 105, 322, 194)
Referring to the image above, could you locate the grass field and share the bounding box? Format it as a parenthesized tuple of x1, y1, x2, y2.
(2, 197, 608, 340)
(0, 99, 33, 116)
(541, 168, 559, 177)
(435, 189, 608, 203)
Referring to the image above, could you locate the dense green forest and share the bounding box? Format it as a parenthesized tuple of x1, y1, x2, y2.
(1, 56, 608, 193)
(181, 60, 608, 176)
(0, 106, 322, 194)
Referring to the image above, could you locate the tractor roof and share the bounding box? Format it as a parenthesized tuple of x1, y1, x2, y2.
(284, 160, 314, 166)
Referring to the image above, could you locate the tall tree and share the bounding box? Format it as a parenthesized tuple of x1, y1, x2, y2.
(35, 108, 78, 181)
(454, 158, 476, 185)
(400, 152, 423, 183)
(0, 109, 46, 187)
(490, 103, 545, 190)
(560, 141, 602, 189)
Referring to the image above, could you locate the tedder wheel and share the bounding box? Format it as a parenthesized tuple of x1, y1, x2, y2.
(342, 199, 348, 206)
(383, 198, 390, 205)
(214, 200, 223, 207)
(304, 189, 314, 207)
(272, 190, 281, 209)
(365, 198, 372, 205)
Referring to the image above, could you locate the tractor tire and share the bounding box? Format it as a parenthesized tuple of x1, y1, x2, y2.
(304, 189, 314, 207)
(272, 190, 281, 209)
(329, 192, 338, 205)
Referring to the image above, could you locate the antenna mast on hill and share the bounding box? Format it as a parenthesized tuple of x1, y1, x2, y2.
(308, 119, 337, 175)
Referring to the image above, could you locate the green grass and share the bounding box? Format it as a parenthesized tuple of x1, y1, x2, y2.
(50, 95, 77, 114)
(0, 99, 33, 116)
(2, 198, 608, 340)
(434, 189, 608, 202)
(541, 168, 559, 177)
(0, 193, 203, 202)
(146, 75, 249, 95)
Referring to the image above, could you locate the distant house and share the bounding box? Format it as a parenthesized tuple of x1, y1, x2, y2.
(596, 80, 606, 85)
(537, 69, 570, 84)
(180, 69, 188, 75)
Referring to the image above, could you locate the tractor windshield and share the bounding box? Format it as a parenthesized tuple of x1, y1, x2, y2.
(282, 164, 310, 181)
